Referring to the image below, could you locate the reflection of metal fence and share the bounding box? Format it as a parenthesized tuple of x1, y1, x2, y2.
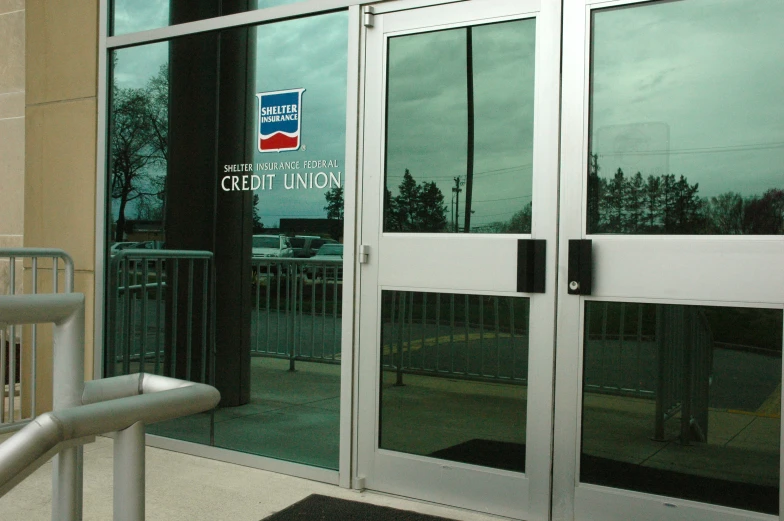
(0, 248, 74, 432)
(250, 258, 342, 370)
(380, 291, 530, 385)
(584, 302, 712, 444)
(584, 302, 657, 397)
(654, 305, 712, 444)
(106, 250, 214, 384)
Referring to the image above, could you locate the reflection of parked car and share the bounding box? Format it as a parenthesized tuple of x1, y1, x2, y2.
(132, 240, 164, 250)
(252, 235, 293, 279)
(252, 235, 293, 258)
(109, 242, 137, 255)
(309, 244, 344, 281)
(311, 243, 343, 260)
(289, 236, 337, 258)
(109, 241, 165, 256)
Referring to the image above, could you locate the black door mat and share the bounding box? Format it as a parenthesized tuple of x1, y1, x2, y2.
(261, 495, 457, 521)
(429, 439, 526, 473)
(581, 454, 779, 516)
(429, 439, 778, 515)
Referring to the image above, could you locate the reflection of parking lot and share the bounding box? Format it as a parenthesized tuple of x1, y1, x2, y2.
(380, 322, 529, 382)
(710, 348, 781, 412)
(584, 339, 780, 412)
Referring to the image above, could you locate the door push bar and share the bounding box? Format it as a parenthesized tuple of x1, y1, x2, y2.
(517, 239, 546, 293)
(567, 239, 592, 295)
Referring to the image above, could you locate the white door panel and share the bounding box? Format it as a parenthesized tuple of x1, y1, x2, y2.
(590, 238, 784, 303)
(378, 235, 520, 293)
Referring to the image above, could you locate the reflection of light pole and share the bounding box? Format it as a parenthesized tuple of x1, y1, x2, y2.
(463, 26, 475, 234)
(451, 192, 455, 231)
(452, 176, 463, 232)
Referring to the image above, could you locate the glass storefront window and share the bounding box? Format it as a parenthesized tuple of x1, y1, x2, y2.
(106, 10, 348, 470)
(587, 0, 784, 235)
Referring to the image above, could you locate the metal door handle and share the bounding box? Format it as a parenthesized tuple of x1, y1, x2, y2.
(517, 239, 545, 293)
(567, 239, 592, 295)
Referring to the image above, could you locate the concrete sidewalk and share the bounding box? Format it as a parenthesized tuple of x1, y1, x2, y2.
(0, 433, 503, 521)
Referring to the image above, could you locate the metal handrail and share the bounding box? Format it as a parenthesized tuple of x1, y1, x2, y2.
(0, 374, 219, 516)
(0, 292, 219, 521)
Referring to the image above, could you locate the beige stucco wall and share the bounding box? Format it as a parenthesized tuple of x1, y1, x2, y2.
(0, 1, 25, 298)
(24, 0, 99, 413)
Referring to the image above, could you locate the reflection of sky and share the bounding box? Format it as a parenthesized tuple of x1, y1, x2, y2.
(385, 19, 536, 231)
(253, 12, 349, 227)
(113, 42, 167, 89)
(112, 0, 168, 36)
(590, 0, 784, 199)
(112, 0, 307, 36)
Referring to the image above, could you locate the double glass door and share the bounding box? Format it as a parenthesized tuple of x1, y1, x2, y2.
(357, 0, 783, 520)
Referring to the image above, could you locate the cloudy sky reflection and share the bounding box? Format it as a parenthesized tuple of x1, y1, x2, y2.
(385, 19, 536, 233)
(111, 0, 307, 35)
(590, 0, 784, 200)
(253, 12, 348, 227)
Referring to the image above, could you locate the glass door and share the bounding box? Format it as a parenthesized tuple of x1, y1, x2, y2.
(356, 0, 561, 519)
(554, 0, 784, 520)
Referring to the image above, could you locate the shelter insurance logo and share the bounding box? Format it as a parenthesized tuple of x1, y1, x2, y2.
(256, 88, 305, 153)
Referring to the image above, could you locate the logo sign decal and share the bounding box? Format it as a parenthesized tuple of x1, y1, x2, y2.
(256, 88, 305, 153)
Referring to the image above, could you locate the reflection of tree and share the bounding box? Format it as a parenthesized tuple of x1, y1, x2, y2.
(587, 154, 602, 232)
(707, 192, 743, 234)
(588, 158, 783, 234)
(417, 181, 448, 232)
(110, 63, 168, 241)
(135, 175, 166, 220)
(481, 202, 532, 234)
(111, 87, 161, 240)
(384, 169, 447, 232)
(324, 186, 344, 220)
(742, 189, 784, 234)
(252, 194, 264, 233)
(503, 203, 533, 233)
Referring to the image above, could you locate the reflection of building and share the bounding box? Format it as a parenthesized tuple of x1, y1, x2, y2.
(123, 220, 165, 242)
(2, 1, 783, 521)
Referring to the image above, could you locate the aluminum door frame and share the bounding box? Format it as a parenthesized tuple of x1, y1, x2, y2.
(355, 0, 562, 519)
(553, 1, 784, 521)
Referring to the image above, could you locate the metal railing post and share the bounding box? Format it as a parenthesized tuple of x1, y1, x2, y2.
(114, 421, 145, 521)
(0, 292, 84, 520)
(654, 305, 666, 441)
(52, 294, 85, 521)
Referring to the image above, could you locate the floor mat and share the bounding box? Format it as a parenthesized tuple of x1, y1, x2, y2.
(429, 439, 525, 472)
(261, 495, 457, 521)
(429, 439, 778, 515)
